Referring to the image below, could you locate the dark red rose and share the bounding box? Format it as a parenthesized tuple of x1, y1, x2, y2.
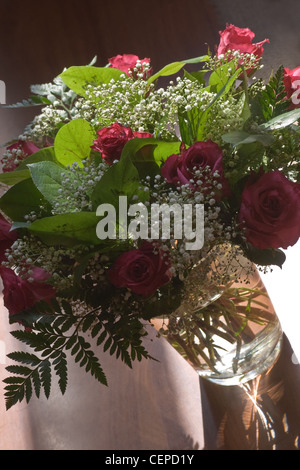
(132, 131, 153, 139)
(108, 54, 152, 79)
(238, 170, 300, 250)
(2, 140, 39, 172)
(0, 214, 18, 262)
(91, 123, 153, 164)
(107, 241, 172, 297)
(0, 266, 56, 316)
(161, 140, 231, 199)
(283, 66, 300, 109)
(91, 123, 134, 164)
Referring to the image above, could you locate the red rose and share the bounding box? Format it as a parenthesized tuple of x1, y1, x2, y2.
(283, 66, 300, 109)
(91, 123, 152, 164)
(107, 241, 172, 297)
(161, 140, 230, 199)
(92, 123, 134, 164)
(217, 24, 269, 71)
(108, 54, 152, 78)
(0, 214, 18, 262)
(132, 131, 153, 139)
(0, 266, 56, 316)
(238, 170, 300, 250)
(2, 140, 39, 172)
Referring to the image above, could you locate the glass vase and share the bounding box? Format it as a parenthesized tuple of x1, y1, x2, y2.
(152, 245, 283, 386)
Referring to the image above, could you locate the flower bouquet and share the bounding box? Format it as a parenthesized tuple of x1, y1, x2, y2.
(1, 24, 300, 409)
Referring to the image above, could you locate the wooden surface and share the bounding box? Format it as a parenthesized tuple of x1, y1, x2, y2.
(0, 0, 300, 451)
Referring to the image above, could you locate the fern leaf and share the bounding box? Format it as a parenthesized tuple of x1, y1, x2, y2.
(39, 360, 51, 399)
(7, 351, 41, 366)
(31, 369, 41, 398)
(53, 352, 68, 395)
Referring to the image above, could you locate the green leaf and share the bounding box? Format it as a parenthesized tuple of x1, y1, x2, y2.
(17, 146, 57, 169)
(53, 352, 68, 394)
(0, 177, 51, 221)
(147, 55, 209, 85)
(0, 169, 30, 186)
(120, 137, 181, 178)
(244, 245, 286, 268)
(28, 211, 101, 246)
(222, 130, 274, 147)
(54, 118, 96, 167)
(259, 108, 300, 131)
(7, 351, 41, 366)
(40, 360, 51, 398)
(179, 66, 242, 145)
(91, 151, 149, 210)
(59, 66, 123, 97)
(183, 69, 207, 85)
(0, 96, 51, 109)
(0, 147, 58, 187)
(231, 141, 265, 183)
(209, 60, 239, 93)
(28, 161, 77, 206)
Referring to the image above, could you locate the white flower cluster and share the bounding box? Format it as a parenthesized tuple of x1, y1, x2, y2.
(51, 159, 108, 215)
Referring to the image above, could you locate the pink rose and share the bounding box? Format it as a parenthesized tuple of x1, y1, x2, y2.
(91, 123, 152, 164)
(107, 241, 172, 297)
(2, 140, 39, 172)
(283, 66, 300, 109)
(108, 54, 152, 78)
(161, 140, 231, 198)
(0, 214, 18, 262)
(217, 24, 269, 72)
(238, 170, 300, 250)
(0, 266, 56, 316)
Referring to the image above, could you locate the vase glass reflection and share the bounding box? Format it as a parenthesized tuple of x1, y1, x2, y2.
(152, 244, 283, 386)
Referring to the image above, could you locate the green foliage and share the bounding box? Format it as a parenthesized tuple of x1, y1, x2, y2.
(91, 149, 150, 210)
(0, 96, 51, 109)
(28, 161, 77, 206)
(147, 55, 210, 85)
(28, 211, 102, 246)
(54, 118, 96, 167)
(4, 297, 151, 409)
(18, 147, 57, 169)
(260, 108, 300, 131)
(249, 66, 291, 124)
(178, 64, 242, 145)
(0, 169, 31, 186)
(59, 66, 124, 97)
(0, 178, 51, 221)
(259, 65, 290, 121)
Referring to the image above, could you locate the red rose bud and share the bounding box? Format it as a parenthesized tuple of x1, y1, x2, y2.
(161, 140, 231, 199)
(2, 140, 39, 172)
(91, 123, 152, 164)
(132, 131, 153, 138)
(108, 54, 152, 79)
(238, 170, 300, 250)
(107, 241, 172, 297)
(0, 214, 18, 262)
(0, 266, 56, 316)
(217, 24, 269, 73)
(283, 66, 300, 109)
